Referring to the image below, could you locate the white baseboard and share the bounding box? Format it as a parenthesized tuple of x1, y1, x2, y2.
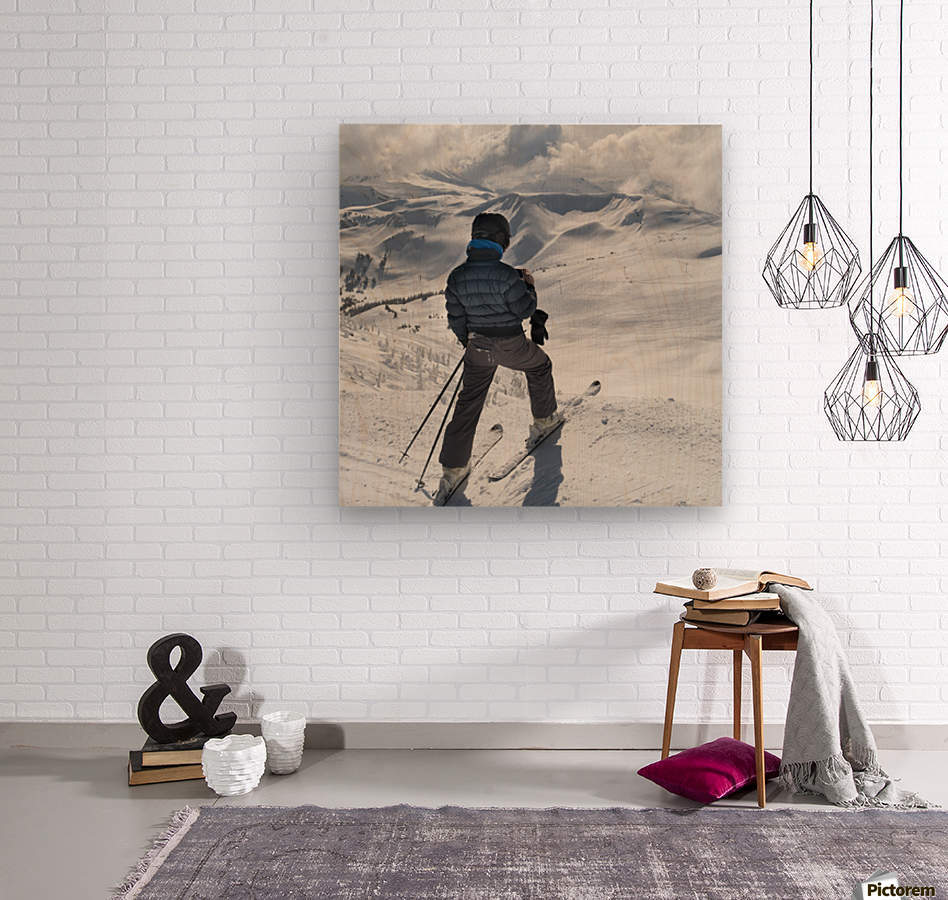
(1, 720, 945, 751)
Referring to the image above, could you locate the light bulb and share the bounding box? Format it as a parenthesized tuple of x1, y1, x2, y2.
(862, 378, 882, 407)
(886, 268, 914, 319)
(799, 241, 822, 272)
(862, 357, 881, 408)
(886, 286, 914, 318)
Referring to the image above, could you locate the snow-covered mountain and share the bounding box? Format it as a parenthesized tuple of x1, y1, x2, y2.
(339, 175, 720, 296)
(338, 172, 721, 507)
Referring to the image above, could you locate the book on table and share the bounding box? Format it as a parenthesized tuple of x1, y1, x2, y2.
(654, 568, 810, 602)
(128, 757, 204, 786)
(682, 600, 780, 626)
(131, 735, 207, 768)
(127, 735, 209, 786)
(692, 591, 781, 611)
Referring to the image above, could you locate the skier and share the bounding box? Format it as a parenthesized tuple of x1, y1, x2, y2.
(435, 212, 559, 502)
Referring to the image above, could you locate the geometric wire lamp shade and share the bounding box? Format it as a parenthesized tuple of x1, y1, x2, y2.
(824, 334, 920, 440)
(763, 194, 861, 309)
(848, 234, 948, 355)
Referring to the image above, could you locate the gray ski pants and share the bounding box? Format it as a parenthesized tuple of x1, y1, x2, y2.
(439, 332, 557, 469)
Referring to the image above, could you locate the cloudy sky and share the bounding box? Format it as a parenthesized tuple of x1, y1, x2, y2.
(340, 124, 721, 214)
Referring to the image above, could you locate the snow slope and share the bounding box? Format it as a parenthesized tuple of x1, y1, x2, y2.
(338, 173, 721, 507)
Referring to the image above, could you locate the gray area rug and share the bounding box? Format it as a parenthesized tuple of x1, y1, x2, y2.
(117, 805, 948, 899)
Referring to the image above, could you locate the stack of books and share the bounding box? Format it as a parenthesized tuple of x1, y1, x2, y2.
(654, 568, 811, 626)
(128, 736, 207, 786)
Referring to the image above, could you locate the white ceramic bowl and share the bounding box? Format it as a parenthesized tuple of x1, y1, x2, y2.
(202, 734, 266, 796)
(203, 734, 266, 757)
(260, 711, 306, 775)
(261, 710, 306, 734)
(265, 742, 302, 752)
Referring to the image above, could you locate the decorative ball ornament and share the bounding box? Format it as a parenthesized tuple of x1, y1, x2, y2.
(692, 568, 717, 591)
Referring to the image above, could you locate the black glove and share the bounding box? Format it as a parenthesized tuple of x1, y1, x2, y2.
(530, 309, 549, 346)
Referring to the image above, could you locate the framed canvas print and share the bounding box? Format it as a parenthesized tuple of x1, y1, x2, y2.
(339, 124, 722, 507)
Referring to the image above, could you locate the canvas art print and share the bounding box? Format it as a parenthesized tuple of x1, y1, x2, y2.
(339, 124, 722, 507)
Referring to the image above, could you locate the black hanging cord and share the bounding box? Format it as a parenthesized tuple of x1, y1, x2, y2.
(867, 0, 875, 340)
(868, 0, 874, 302)
(808, 0, 814, 197)
(898, 0, 904, 261)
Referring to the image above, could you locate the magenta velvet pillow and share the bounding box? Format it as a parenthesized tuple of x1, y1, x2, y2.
(637, 737, 780, 804)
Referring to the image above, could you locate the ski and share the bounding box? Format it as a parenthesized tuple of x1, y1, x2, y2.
(487, 380, 601, 482)
(433, 423, 504, 506)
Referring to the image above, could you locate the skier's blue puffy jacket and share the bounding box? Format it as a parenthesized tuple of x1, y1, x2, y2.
(444, 241, 537, 344)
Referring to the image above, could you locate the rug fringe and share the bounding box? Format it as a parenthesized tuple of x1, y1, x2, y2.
(111, 805, 200, 899)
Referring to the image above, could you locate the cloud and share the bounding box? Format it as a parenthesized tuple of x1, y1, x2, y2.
(549, 125, 721, 213)
(340, 124, 721, 214)
(340, 124, 559, 185)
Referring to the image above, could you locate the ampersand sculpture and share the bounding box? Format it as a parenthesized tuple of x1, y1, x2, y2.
(137, 633, 237, 744)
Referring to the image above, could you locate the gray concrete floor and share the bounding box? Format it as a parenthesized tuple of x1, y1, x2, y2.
(1, 747, 945, 900)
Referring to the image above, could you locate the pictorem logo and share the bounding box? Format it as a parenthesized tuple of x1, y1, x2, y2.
(853, 870, 936, 899)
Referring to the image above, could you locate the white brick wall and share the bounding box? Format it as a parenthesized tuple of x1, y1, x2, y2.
(2, 0, 947, 726)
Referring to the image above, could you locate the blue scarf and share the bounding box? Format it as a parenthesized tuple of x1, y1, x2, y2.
(467, 238, 504, 258)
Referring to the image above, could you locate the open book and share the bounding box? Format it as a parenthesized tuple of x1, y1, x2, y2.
(655, 568, 811, 602)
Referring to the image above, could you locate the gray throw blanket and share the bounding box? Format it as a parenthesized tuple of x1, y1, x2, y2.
(773, 584, 933, 808)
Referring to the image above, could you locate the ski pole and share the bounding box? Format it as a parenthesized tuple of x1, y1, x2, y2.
(416, 373, 462, 489)
(399, 356, 464, 463)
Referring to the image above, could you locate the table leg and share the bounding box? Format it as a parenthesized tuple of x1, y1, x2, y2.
(732, 649, 742, 741)
(746, 634, 765, 808)
(661, 621, 686, 759)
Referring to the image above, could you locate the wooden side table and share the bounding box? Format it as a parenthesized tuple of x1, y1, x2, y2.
(661, 618, 799, 808)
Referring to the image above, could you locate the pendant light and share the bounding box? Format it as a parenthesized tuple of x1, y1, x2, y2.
(824, 335, 920, 440)
(824, 0, 920, 440)
(763, 0, 861, 309)
(848, 0, 948, 354)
